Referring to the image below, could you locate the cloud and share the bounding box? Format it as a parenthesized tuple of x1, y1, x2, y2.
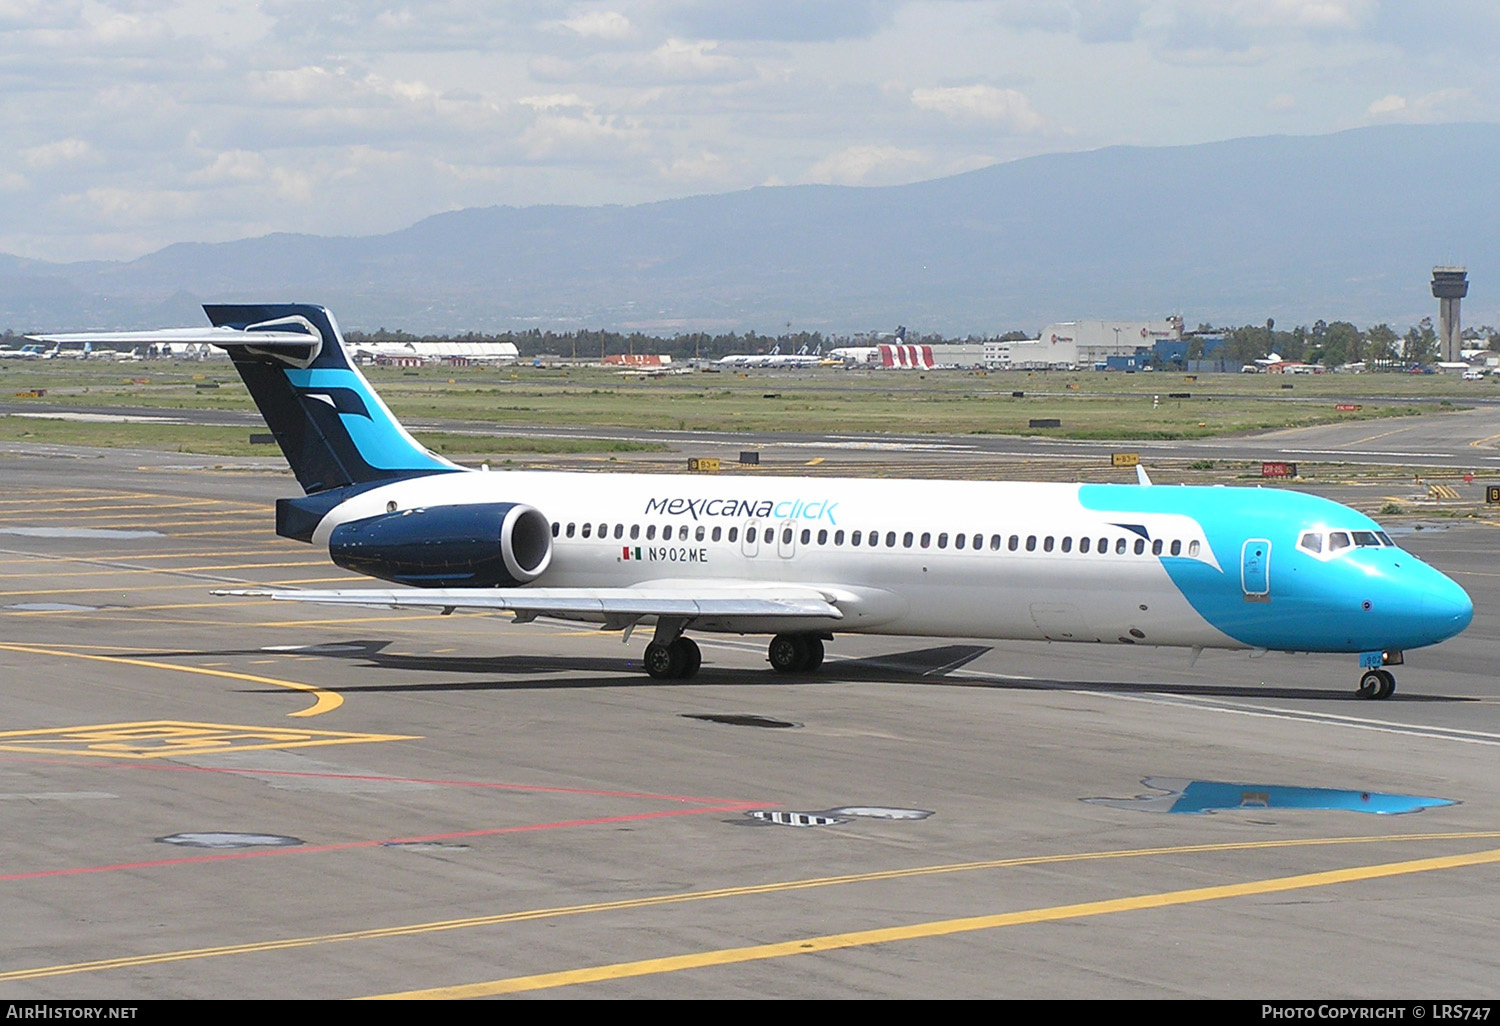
(517, 94, 646, 161)
(804, 145, 929, 186)
(911, 86, 1043, 132)
(22, 139, 96, 168)
(991, 0, 1377, 52)
(550, 9, 634, 40)
(1365, 89, 1473, 123)
(660, 1, 895, 42)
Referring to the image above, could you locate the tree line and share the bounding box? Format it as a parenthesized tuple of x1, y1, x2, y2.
(1194, 318, 1500, 368)
(262, 318, 1500, 366)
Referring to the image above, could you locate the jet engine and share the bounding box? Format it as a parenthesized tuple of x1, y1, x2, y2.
(328, 502, 552, 587)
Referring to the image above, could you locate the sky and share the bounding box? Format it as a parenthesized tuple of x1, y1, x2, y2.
(3, 0, 1498, 264)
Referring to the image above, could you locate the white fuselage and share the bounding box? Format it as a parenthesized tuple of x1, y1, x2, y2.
(310, 471, 1240, 649)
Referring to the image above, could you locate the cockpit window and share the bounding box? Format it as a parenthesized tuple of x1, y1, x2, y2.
(1376, 531, 1394, 547)
(1328, 531, 1351, 551)
(1298, 531, 1323, 554)
(1352, 530, 1380, 547)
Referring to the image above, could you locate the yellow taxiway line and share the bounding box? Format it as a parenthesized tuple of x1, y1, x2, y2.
(0, 641, 341, 717)
(2, 831, 1497, 988)
(375, 841, 1500, 998)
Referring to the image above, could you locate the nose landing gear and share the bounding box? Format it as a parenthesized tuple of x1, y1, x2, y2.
(1357, 668, 1396, 700)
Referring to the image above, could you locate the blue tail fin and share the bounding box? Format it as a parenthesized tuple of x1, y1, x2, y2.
(206, 304, 461, 494)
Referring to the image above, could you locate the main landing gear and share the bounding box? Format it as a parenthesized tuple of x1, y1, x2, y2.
(768, 632, 826, 673)
(1357, 668, 1396, 700)
(640, 630, 831, 680)
(644, 636, 701, 680)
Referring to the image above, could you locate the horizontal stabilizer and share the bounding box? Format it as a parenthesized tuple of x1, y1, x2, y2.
(28, 325, 318, 348)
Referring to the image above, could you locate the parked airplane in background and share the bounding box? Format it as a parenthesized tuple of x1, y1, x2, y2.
(0, 342, 48, 359)
(30, 305, 1473, 698)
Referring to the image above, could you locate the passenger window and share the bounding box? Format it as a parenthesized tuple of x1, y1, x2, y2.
(1170, 539, 1181, 556)
(581, 523, 592, 538)
(614, 524, 624, 539)
(851, 530, 862, 546)
(973, 534, 983, 550)
(1188, 540, 1201, 556)
(834, 530, 844, 545)
(679, 525, 689, 541)
(1025, 535, 1036, 552)
(1061, 537, 1072, 553)
(1080, 537, 1091, 553)
(551, 522, 560, 537)
(952, 533, 962, 550)
(712, 526, 722, 542)
(920, 532, 931, 548)
(1115, 538, 1127, 554)
(747, 526, 757, 543)
(646, 525, 656, 540)
(817, 529, 827, 545)
(728, 527, 738, 542)
(1008, 535, 1019, 551)
(936, 533, 947, 549)
(886, 532, 897, 547)
(598, 523, 607, 538)
(566, 523, 576, 538)
(800, 528, 810, 544)
(630, 524, 640, 540)
(1098, 537, 1108, 553)
(1042, 536, 1054, 552)
(990, 535, 1001, 550)
(782, 527, 793, 544)
(902, 531, 914, 548)
(1151, 539, 1162, 555)
(1133, 539, 1145, 555)
(1329, 532, 1351, 551)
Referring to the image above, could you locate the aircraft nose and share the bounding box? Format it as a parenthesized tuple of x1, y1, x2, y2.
(1420, 572, 1473, 644)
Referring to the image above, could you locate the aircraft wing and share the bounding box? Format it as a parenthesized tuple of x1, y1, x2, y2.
(213, 582, 845, 626)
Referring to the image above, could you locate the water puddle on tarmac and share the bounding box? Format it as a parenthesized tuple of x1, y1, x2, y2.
(1084, 777, 1457, 815)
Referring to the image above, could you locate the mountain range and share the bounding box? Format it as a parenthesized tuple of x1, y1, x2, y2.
(2, 122, 1496, 336)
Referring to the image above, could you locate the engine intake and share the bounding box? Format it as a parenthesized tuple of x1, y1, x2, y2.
(329, 502, 551, 587)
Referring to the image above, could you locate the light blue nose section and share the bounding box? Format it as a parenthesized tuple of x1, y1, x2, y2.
(1418, 570, 1474, 646)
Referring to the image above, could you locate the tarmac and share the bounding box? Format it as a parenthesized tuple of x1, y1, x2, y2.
(0, 427, 1498, 999)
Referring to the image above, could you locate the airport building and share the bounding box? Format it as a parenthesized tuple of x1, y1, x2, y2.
(984, 318, 1184, 370)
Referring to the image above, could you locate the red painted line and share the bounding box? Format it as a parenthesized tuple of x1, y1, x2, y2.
(0, 754, 758, 806)
(0, 804, 763, 883)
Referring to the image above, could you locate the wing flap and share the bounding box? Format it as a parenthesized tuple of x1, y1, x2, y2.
(213, 584, 844, 622)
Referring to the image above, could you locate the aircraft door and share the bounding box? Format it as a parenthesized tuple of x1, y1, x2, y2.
(741, 521, 761, 558)
(1241, 538, 1270, 600)
(777, 519, 798, 559)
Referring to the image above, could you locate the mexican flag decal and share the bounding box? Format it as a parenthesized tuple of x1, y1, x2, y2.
(622, 546, 642, 560)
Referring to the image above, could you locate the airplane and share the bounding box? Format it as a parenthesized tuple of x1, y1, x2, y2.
(29, 304, 1473, 699)
(0, 342, 48, 359)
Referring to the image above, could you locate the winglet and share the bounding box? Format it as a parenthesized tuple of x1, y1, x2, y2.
(1136, 465, 1152, 486)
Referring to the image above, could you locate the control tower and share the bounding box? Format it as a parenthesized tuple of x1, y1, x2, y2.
(1431, 266, 1468, 363)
